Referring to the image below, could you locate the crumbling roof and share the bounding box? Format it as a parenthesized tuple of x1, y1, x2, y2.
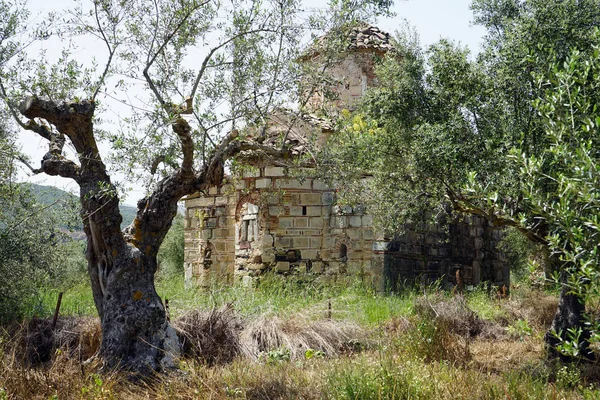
(301, 24, 396, 60)
(347, 25, 395, 53)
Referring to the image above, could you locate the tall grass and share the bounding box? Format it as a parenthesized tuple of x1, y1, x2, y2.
(2, 273, 600, 399)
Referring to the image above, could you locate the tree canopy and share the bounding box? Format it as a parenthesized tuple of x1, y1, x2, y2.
(318, 0, 600, 359)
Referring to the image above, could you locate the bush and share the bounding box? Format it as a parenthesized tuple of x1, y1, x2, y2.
(0, 186, 83, 323)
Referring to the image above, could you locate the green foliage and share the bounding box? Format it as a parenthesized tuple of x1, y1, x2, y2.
(326, 358, 435, 399)
(318, 3, 600, 333)
(262, 347, 291, 365)
(0, 184, 85, 323)
(506, 319, 534, 340)
(499, 227, 540, 281)
(157, 213, 185, 276)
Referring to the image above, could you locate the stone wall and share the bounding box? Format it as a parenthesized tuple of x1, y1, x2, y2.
(184, 166, 377, 287)
(184, 166, 507, 290)
(305, 52, 381, 112)
(372, 215, 506, 291)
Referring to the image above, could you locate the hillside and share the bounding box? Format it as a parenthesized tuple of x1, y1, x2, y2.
(27, 184, 137, 230)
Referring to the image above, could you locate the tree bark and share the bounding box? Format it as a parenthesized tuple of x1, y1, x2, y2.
(544, 274, 595, 362)
(18, 96, 289, 375)
(19, 96, 182, 375)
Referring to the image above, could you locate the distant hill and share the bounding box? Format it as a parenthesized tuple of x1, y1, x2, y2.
(27, 184, 137, 229)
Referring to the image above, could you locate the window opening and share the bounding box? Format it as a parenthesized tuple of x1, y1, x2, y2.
(239, 203, 259, 244)
(302, 206, 307, 216)
(339, 244, 348, 263)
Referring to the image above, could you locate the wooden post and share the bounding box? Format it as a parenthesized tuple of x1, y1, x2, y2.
(52, 292, 63, 329)
(165, 298, 170, 322)
(327, 299, 332, 320)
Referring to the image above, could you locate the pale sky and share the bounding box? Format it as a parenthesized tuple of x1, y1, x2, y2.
(17, 0, 486, 206)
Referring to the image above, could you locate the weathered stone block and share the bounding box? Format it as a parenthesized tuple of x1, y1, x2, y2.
(302, 249, 319, 260)
(214, 228, 233, 238)
(322, 192, 334, 205)
(201, 229, 212, 240)
(312, 179, 331, 191)
(347, 228, 360, 240)
(304, 206, 320, 216)
(262, 253, 275, 263)
(289, 206, 303, 216)
(474, 237, 484, 250)
(214, 206, 227, 216)
(268, 206, 284, 216)
(300, 193, 322, 205)
(276, 262, 290, 272)
(255, 178, 272, 189)
(349, 216, 362, 227)
(277, 179, 311, 190)
(330, 216, 348, 228)
(261, 234, 274, 247)
(309, 217, 324, 228)
(293, 237, 309, 248)
(310, 237, 322, 248)
(294, 217, 308, 228)
(186, 197, 214, 208)
(247, 263, 266, 271)
(264, 166, 285, 176)
(214, 196, 229, 206)
(275, 237, 291, 248)
(278, 217, 293, 228)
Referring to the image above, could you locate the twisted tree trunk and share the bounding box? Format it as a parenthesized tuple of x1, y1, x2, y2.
(17, 96, 286, 375)
(18, 97, 186, 374)
(544, 272, 594, 362)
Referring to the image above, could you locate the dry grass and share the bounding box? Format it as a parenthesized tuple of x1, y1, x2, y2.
(413, 293, 484, 337)
(174, 303, 244, 366)
(240, 313, 370, 360)
(3, 316, 101, 367)
(470, 338, 544, 372)
(504, 291, 559, 329)
(1, 284, 599, 399)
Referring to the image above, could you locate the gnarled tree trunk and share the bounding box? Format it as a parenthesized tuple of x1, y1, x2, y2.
(18, 96, 186, 374)
(544, 267, 594, 362)
(17, 96, 285, 375)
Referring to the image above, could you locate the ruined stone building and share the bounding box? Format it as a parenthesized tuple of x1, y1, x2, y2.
(183, 26, 508, 290)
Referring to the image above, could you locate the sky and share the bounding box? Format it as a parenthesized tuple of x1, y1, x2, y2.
(17, 0, 486, 206)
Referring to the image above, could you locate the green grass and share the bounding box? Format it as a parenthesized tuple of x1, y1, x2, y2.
(3, 273, 600, 400)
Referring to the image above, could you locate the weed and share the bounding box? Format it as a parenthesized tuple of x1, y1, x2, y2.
(506, 319, 534, 340)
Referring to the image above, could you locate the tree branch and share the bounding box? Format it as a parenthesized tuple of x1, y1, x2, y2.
(18, 96, 96, 155)
(171, 117, 194, 176)
(444, 183, 549, 245)
(143, 0, 210, 112)
(190, 28, 276, 101)
(91, 0, 117, 101)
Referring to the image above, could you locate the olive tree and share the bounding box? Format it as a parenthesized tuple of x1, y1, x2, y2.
(0, 0, 391, 375)
(318, 0, 600, 360)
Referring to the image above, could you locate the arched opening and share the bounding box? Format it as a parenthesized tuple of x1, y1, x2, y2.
(339, 244, 348, 263)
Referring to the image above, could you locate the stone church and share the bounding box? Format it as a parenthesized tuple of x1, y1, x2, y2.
(183, 25, 508, 290)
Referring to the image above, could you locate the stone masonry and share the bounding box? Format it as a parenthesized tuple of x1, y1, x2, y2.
(183, 25, 508, 291)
